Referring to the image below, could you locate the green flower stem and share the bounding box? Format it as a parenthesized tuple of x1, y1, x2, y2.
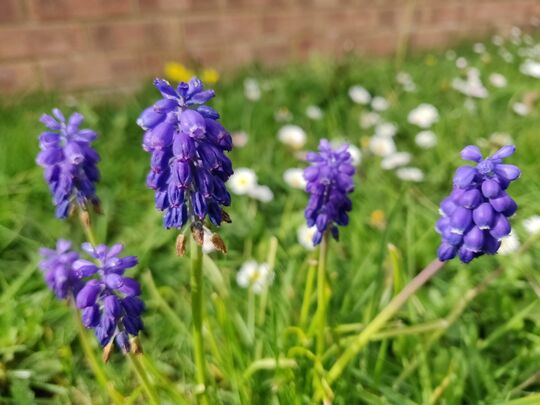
(190, 238, 209, 405)
(128, 353, 160, 405)
(73, 308, 124, 405)
(299, 258, 317, 329)
(326, 259, 445, 386)
(316, 232, 330, 358)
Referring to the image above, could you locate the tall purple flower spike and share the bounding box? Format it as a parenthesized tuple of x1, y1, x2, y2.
(36, 109, 100, 219)
(436, 145, 520, 263)
(303, 139, 355, 245)
(137, 77, 233, 230)
(38, 239, 82, 299)
(74, 243, 143, 352)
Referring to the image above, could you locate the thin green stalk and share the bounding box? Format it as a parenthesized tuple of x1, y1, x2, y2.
(73, 309, 124, 405)
(326, 259, 445, 386)
(300, 258, 317, 329)
(316, 233, 329, 358)
(247, 287, 255, 344)
(190, 238, 208, 405)
(128, 353, 160, 405)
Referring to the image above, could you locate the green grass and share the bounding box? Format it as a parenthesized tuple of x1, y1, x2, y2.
(1, 35, 540, 404)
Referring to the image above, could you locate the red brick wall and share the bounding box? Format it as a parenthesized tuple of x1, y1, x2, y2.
(1, 0, 539, 93)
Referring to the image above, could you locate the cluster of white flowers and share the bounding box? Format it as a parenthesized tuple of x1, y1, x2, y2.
(228, 168, 274, 203)
(359, 111, 381, 129)
(278, 124, 307, 149)
(396, 71, 416, 92)
(452, 68, 488, 99)
(236, 260, 273, 294)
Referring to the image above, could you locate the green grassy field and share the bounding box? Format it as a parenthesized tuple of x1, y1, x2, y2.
(1, 33, 540, 404)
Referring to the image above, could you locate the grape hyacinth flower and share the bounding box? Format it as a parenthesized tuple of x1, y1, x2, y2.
(74, 243, 144, 353)
(436, 145, 520, 263)
(303, 139, 355, 245)
(38, 239, 82, 299)
(137, 77, 233, 236)
(36, 109, 100, 219)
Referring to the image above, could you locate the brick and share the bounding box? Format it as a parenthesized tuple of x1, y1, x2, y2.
(87, 20, 181, 52)
(138, 0, 189, 12)
(0, 63, 40, 92)
(0, 26, 87, 61)
(0, 0, 22, 23)
(28, 0, 133, 21)
(40, 54, 141, 90)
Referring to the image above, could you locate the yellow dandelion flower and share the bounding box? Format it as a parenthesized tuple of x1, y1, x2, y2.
(370, 209, 386, 230)
(200, 68, 220, 85)
(164, 62, 194, 83)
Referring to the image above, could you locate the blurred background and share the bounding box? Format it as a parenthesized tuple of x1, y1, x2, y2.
(1, 0, 540, 94)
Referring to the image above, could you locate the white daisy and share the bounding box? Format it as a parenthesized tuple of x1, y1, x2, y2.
(489, 73, 507, 88)
(407, 103, 439, 128)
(297, 224, 316, 251)
(374, 122, 398, 138)
(359, 111, 380, 129)
(277, 124, 306, 149)
(523, 216, 540, 235)
(244, 78, 261, 101)
(283, 168, 307, 190)
(347, 144, 362, 166)
(395, 167, 424, 182)
(498, 231, 520, 255)
(446, 50, 457, 60)
(274, 107, 293, 122)
(512, 102, 529, 116)
(248, 185, 274, 203)
(415, 130, 437, 149)
(452, 71, 488, 99)
(456, 57, 468, 69)
(369, 136, 396, 157)
(228, 168, 257, 195)
(236, 261, 273, 294)
(473, 42, 486, 54)
(371, 96, 389, 111)
(348, 85, 371, 104)
(489, 132, 514, 146)
(232, 131, 249, 148)
(306, 105, 323, 120)
(381, 152, 411, 170)
(520, 59, 540, 78)
(492, 35, 504, 46)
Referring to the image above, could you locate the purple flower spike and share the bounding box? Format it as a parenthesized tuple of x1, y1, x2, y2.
(436, 145, 520, 263)
(73, 243, 144, 350)
(303, 140, 355, 245)
(38, 239, 82, 299)
(137, 77, 233, 231)
(36, 109, 101, 219)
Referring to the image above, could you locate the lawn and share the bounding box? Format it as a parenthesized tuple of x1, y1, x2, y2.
(0, 30, 539, 404)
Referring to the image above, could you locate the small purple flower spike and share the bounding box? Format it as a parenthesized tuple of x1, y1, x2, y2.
(74, 243, 144, 351)
(436, 145, 520, 263)
(36, 109, 100, 219)
(303, 139, 355, 245)
(38, 239, 82, 299)
(137, 77, 233, 231)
